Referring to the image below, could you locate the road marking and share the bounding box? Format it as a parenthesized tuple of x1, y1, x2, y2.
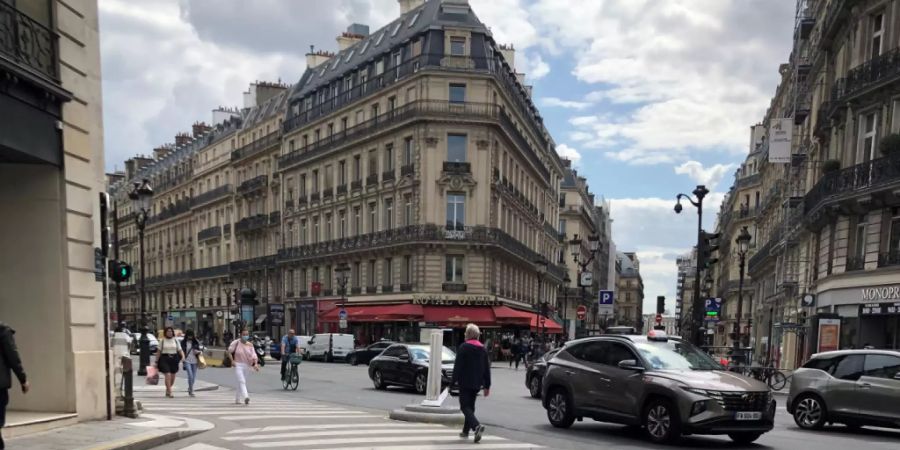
(177, 444, 230, 450)
(224, 428, 464, 441)
(221, 413, 380, 420)
(302, 445, 541, 450)
(228, 422, 448, 434)
(246, 435, 509, 448)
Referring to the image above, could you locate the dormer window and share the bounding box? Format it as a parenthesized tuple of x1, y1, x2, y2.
(375, 31, 386, 46)
(344, 49, 355, 63)
(361, 40, 370, 54)
(450, 37, 466, 56)
(391, 21, 402, 37)
(408, 11, 421, 27)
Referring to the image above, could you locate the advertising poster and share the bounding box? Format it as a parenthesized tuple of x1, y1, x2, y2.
(817, 318, 841, 353)
(768, 118, 792, 163)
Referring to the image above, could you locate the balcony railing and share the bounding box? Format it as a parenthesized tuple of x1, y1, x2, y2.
(231, 130, 281, 162)
(0, 2, 59, 81)
(298, 196, 308, 207)
(366, 286, 377, 294)
(150, 199, 192, 223)
(322, 188, 334, 200)
(351, 287, 362, 295)
(401, 164, 414, 177)
(382, 285, 394, 293)
(235, 214, 268, 234)
(197, 226, 222, 242)
(382, 170, 396, 182)
(310, 191, 320, 202)
(146, 271, 192, 286)
(832, 47, 900, 105)
(442, 283, 467, 293)
(366, 173, 379, 187)
(442, 161, 471, 174)
(191, 264, 230, 279)
(237, 175, 268, 195)
(223, 223, 231, 235)
(845, 256, 865, 272)
(230, 255, 276, 272)
(805, 155, 900, 215)
(878, 250, 900, 268)
(192, 184, 233, 207)
(400, 283, 413, 292)
(269, 210, 281, 225)
(351, 180, 362, 191)
(336, 184, 347, 195)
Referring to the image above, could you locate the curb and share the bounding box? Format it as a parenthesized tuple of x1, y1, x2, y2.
(82, 428, 205, 450)
(390, 408, 465, 425)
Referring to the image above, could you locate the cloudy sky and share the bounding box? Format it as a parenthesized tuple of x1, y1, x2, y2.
(99, 0, 796, 313)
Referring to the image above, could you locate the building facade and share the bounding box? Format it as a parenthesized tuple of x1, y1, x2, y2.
(1, 0, 108, 423)
(108, 0, 572, 347)
(615, 252, 644, 331)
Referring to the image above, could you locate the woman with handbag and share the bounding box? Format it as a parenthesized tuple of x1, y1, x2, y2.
(180, 329, 202, 397)
(228, 328, 258, 405)
(154, 327, 185, 398)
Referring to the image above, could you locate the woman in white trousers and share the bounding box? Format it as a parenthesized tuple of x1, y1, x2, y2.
(228, 328, 259, 404)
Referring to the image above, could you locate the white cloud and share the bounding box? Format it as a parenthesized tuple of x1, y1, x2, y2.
(674, 161, 735, 189)
(541, 97, 591, 110)
(556, 144, 581, 166)
(520, 51, 550, 80)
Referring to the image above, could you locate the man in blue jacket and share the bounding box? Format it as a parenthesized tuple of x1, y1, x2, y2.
(1, 322, 29, 450)
(452, 323, 491, 443)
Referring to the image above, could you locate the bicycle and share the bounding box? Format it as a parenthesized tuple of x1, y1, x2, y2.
(282, 353, 301, 391)
(732, 365, 789, 391)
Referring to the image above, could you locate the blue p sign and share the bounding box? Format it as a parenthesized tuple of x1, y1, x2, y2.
(599, 290, 614, 305)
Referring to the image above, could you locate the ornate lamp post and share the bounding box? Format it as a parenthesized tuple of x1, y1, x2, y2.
(335, 263, 350, 331)
(534, 257, 548, 344)
(734, 226, 752, 365)
(675, 185, 710, 346)
(128, 179, 153, 376)
(569, 234, 601, 335)
(561, 272, 571, 338)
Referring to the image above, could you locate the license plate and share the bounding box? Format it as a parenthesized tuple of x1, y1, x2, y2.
(735, 412, 762, 421)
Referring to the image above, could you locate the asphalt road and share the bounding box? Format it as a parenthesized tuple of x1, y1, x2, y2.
(160, 357, 900, 449)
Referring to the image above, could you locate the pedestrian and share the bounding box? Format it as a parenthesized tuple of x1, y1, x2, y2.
(452, 323, 491, 443)
(1, 322, 29, 450)
(512, 338, 524, 370)
(154, 327, 185, 398)
(280, 329, 301, 381)
(181, 329, 202, 397)
(228, 328, 259, 405)
(223, 329, 234, 347)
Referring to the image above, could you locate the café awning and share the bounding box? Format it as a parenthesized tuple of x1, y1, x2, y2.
(491, 305, 533, 325)
(320, 304, 424, 322)
(422, 306, 495, 326)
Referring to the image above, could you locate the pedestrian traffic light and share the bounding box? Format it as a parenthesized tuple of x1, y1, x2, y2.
(109, 260, 132, 282)
(699, 230, 720, 270)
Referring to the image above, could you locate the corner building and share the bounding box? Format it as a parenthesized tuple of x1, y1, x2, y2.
(278, 0, 567, 345)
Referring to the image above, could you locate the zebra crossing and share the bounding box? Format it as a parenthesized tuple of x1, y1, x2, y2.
(138, 389, 542, 449)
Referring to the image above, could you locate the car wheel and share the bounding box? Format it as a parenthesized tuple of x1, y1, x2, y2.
(415, 372, 427, 394)
(793, 394, 827, 430)
(643, 398, 681, 444)
(350, 354, 358, 366)
(728, 432, 763, 444)
(372, 370, 387, 390)
(529, 375, 542, 399)
(546, 388, 575, 428)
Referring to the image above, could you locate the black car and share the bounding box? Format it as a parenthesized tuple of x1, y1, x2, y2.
(347, 340, 395, 366)
(368, 343, 455, 394)
(525, 348, 560, 398)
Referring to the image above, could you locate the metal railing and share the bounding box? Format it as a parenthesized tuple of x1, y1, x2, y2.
(230, 255, 276, 272)
(845, 256, 865, 272)
(191, 264, 229, 279)
(0, 2, 59, 81)
(401, 164, 414, 177)
(150, 199, 192, 223)
(192, 184, 232, 207)
(197, 226, 222, 241)
(442, 162, 471, 174)
(878, 250, 900, 268)
(832, 47, 900, 104)
(231, 130, 281, 162)
(234, 214, 268, 234)
(805, 155, 900, 215)
(237, 175, 268, 195)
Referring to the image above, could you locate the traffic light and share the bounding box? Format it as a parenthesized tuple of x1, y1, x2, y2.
(698, 230, 721, 270)
(109, 260, 132, 282)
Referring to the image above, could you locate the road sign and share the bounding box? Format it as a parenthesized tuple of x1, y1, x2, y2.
(539, 316, 546, 326)
(704, 298, 722, 321)
(598, 290, 614, 315)
(339, 309, 348, 320)
(655, 314, 663, 325)
(579, 271, 593, 287)
(801, 293, 816, 308)
(576, 305, 587, 320)
(339, 319, 348, 329)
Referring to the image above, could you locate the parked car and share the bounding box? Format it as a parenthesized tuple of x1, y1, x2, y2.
(541, 330, 775, 444)
(788, 349, 900, 431)
(307, 333, 354, 362)
(347, 340, 395, 366)
(525, 348, 560, 399)
(129, 332, 159, 355)
(368, 343, 455, 394)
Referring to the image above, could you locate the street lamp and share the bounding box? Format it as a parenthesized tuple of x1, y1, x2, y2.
(675, 184, 710, 346)
(129, 179, 153, 376)
(569, 233, 601, 336)
(734, 226, 752, 365)
(561, 273, 571, 338)
(335, 263, 350, 331)
(535, 257, 548, 344)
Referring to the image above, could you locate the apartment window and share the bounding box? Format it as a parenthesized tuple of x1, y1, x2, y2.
(353, 206, 362, 235)
(324, 165, 333, 189)
(411, 38, 422, 57)
(375, 59, 384, 75)
(356, 110, 364, 125)
(404, 194, 413, 226)
(368, 150, 378, 175)
(287, 270, 294, 295)
(403, 255, 412, 284)
(327, 123, 334, 137)
(288, 139, 295, 152)
(383, 258, 393, 287)
(313, 216, 320, 243)
(325, 213, 333, 240)
(312, 170, 319, 193)
(353, 262, 361, 288)
(558, 219, 567, 235)
(858, 112, 878, 163)
(302, 134, 309, 147)
(887, 208, 900, 256)
(854, 214, 868, 261)
(300, 219, 307, 245)
(450, 37, 466, 56)
(341, 117, 348, 131)
(447, 134, 467, 162)
(871, 13, 884, 59)
(446, 193, 465, 230)
(445, 255, 464, 283)
(388, 96, 396, 112)
(384, 144, 394, 170)
(339, 160, 347, 185)
(339, 210, 347, 238)
(299, 173, 307, 196)
(404, 137, 414, 165)
(449, 84, 466, 103)
(892, 100, 900, 133)
(367, 260, 376, 287)
(314, 129, 320, 142)
(384, 198, 394, 229)
(287, 222, 294, 247)
(354, 155, 361, 180)
(371, 103, 380, 119)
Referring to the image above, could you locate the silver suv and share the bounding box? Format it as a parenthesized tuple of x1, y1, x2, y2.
(541, 331, 775, 444)
(788, 349, 900, 430)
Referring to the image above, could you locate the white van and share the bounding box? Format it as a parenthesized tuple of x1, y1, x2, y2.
(307, 333, 354, 362)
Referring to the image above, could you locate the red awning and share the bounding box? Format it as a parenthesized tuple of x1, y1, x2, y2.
(320, 304, 424, 322)
(492, 306, 533, 325)
(422, 306, 495, 326)
(530, 314, 563, 334)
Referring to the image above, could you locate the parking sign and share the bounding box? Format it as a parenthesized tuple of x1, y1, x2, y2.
(598, 290, 614, 315)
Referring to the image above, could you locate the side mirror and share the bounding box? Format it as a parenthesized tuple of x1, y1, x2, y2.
(618, 359, 644, 371)
(398, 353, 410, 362)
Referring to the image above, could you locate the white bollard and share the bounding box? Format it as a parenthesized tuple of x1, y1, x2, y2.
(421, 329, 446, 407)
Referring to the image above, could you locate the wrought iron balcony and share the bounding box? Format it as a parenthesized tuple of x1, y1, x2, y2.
(832, 47, 900, 105)
(310, 191, 320, 202)
(323, 289, 333, 296)
(336, 184, 347, 195)
(878, 250, 900, 268)
(231, 130, 281, 162)
(366, 173, 379, 187)
(146, 271, 192, 286)
(382, 170, 396, 182)
(298, 290, 308, 297)
(442, 162, 471, 174)
(150, 199, 192, 223)
(230, 255, 276, 272)
(197, 226, 222, 242)
(805, 155, 900, 217)
(223, 223, 231, 235)
(401, 164, 414, 177)
(234, 214, 268, 234)
(442, 283, 467, 293)
(191, 264, 230, 279)
(366, 286, 377, 294)
(351, 287, 362, 295)
(845, 256, 865, 272)
(237, 175, 268, 195)
(819, 0, 850, 49)
(192, 184, 233, 207)
(322, 188, 333, 200)
(117, 236, 134, 248)
(298, 196, 308, 206)
(400, 283, 413, 292)
(269, 211, 281, 225)
(0, 2, 59, 82)
(351, 180, 362, 191)
(285, 199, 294, 210)
(382, 285, 394, 293)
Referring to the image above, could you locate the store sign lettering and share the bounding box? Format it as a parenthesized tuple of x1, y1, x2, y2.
(860, 302, 900, 316)
(861, 286, 900, 301)
(412, 294, 499, 306)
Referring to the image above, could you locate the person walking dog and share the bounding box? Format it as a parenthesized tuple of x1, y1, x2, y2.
(0, 322, 29, 450)
(452, 323, 491, 443)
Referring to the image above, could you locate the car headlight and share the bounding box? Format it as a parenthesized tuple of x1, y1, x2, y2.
(683, 387, 724, 401)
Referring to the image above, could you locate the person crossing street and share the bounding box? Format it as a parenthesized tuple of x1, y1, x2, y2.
(452, 323, 491, 444)
(280, 329, 301, 382)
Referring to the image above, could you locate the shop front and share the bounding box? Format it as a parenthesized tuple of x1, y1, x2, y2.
(815, 280, 900, 351)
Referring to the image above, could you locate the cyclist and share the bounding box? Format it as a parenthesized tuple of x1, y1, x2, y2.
(280, 329, 302, 382)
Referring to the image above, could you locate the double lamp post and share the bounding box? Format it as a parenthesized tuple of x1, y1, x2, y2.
(567, 233, 601, 334)
(129, 179, 153, 376)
